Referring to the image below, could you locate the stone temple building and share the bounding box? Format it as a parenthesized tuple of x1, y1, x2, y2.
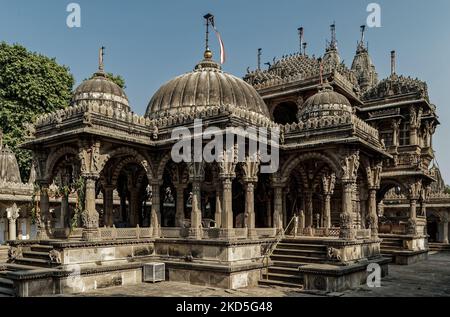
(0, 21, 446, 296)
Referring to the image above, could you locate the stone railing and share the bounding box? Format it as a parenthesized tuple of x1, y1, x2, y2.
(283, 113, 352, 134)
(99, 226, 152, 240)
(351, 116, 380, 140)
(32, 101, 278, 140)
(299, 227, 340, 237)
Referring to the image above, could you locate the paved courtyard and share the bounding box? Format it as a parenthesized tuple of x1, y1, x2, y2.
(59, 252, 450, 297)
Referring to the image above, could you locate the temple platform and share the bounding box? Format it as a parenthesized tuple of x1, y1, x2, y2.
(380, 234, 429, 265)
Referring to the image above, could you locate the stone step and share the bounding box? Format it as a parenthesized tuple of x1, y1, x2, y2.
(262, 272, 304, 284)
(277, 243, 327, 252)
(273, 248, 327, 257)
(267, 266, 300, 275)
(0, 286, 15, 296)
(13, 257, 53, 268)
(271, 254, 326, 264)
(4, 263, 42, 271)
(259, 279, 303, 289)
(22, 251, 51, 261)
(0, 277, 13, 288)
(272, 260, 310, 269)
(30, 245, 54, 253)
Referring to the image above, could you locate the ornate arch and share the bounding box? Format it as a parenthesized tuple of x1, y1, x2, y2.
(281, 152, 341, 181)
(104, 147, 154, 181)
(111, 156, 151, 186)
(156, 151, 175, 182)
(46, 146, 79, 180)
(379, 179, 408, 200)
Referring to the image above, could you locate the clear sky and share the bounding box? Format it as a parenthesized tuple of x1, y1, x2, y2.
(1, 0, 450, 180)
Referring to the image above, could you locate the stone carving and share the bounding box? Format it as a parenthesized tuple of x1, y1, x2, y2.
(218, 145, 239, 179)
(327, 247, 342, 261)
(78, 141, 108, 175)
(49, 250, 62, 264)
(24, 123, 36, 139)
(341, 150, 360, 181)
(241, 154, 260, 183)
(407, 219, 417, 235)
(367, 162, 382, 189)
(81, 209, 99, 229)
(8, 247, 22, 261)
(322, 173, 336, 195)
(408, 180, 423, 200)
(6, 203, 20, 222)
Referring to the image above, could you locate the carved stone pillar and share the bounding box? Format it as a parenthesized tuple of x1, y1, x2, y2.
(244, 182, 257, 238)
(6, 204, 20, 241)
(129, 186, 139, 227)
(340, 180, 356, 240)
(322, 173, 336, 229)
(150, 180, 162, 238)
(37, 181, 50, 240)
(214, 184, 222, 228)
(190, 180, 203, 239)
(174, 184, 186, 227)
(103, 185, 114, 227)
(368, 189, 378, 238)
(273, 185, 283, 231)
(305, 191, 313, 228)
(391, 119, 400, 147)
(82, 176, 100, 241)
(221, 178, 234, 237)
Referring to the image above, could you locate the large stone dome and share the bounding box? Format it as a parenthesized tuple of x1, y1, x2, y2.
(298, 82, 353, 121)
(0, 143, 22, 184)
(72, 71, 130, 112)
(145, 52, 270, 119)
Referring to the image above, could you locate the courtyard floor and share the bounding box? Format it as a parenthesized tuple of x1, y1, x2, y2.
(58, 251, 450, 297)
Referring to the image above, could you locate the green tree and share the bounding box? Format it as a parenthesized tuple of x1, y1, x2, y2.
(88, 72, 126, 89)
(444, 185, 450, 195)
(0, 42, 75, 181)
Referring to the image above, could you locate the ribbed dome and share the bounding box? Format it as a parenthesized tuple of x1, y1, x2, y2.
(145, 53, 270, 118)
(298, 82, 353, 121)
(72, 71, 130, 112)
(0, 144, 22, 184)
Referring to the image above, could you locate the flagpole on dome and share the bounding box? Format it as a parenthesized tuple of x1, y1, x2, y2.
(203, 13, 226, 65)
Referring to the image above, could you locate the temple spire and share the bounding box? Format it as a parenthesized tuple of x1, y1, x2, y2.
(329, 22, 337, 51)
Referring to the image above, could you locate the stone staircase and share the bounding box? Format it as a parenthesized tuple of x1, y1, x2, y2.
(13, 244, 58, 268)
(259, 239, 328, 289)
(0, 263, 43, 297)
(0, 244, 61, 296)
(429, 243, 450, 252)
(380, 236, 404, 259)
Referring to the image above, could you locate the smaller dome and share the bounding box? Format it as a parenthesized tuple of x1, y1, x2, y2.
(72, 71, 130, 112)
(0, 144, 22, 184)
(298, 82, 352, 121)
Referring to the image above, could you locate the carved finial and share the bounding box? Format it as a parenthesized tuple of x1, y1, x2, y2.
(391, 50, 396, 75)
(0, 128, 3, 150)
(99, 46, 105, 72)
(298, 27, 304, 54)
(203, 13, 214, 59)
(257, 48, 262, 70)
(303, 42, 308, 56)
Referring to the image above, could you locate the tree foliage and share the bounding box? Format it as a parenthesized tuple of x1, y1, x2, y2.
(0, 42, 75, 181)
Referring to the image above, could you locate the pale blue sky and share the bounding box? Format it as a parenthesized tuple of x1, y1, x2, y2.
(1, 0, 450, 180)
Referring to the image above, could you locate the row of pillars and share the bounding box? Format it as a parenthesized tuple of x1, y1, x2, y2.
(36, 175, 381, 241)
